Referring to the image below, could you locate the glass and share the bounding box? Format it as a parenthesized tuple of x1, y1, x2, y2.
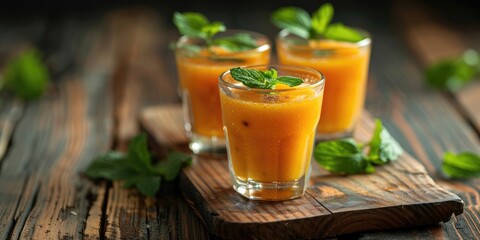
(277, 29, 371, 140)
(175, 30, 271, 155)
(219, 65, 325, 201)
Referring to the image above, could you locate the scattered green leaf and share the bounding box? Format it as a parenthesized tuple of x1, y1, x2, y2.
(367, 119, 403, 164)
(425, 49, 480, 91)
(314, 138, 367, 174)
(314, 119, 404, 174)
(1, 48, 50, 101)
(84, 133, 192, 197)
(442, 152, 480, 178)
(271, 3, 365, 42)
(229, 67, 303, 89)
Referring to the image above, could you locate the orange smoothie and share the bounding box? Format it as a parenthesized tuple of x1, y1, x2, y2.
(175, 30, 270, 154)
(277, 32, 371, 136)
(219, 65, 324, 200)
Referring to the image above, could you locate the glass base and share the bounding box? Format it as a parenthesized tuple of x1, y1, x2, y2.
(316, 129, 353, 141)
(189, 133, 226, 155)
(231, 175, 308, 201)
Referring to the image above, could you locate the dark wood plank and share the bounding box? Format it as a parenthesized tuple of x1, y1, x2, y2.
(140, 105, 463, 239)
(0, 14, 115, 240)
(100, 9, 200, 240)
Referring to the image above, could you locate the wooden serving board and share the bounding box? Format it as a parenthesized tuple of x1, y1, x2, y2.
(139, 104, 464, 239)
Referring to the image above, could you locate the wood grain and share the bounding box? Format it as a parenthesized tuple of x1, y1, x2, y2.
(140, 105, 463, 239)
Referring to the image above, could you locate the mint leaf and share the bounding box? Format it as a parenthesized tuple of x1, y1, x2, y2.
(311, 3, 333, 35)
(84, 133, 192, 197)
(314, 139, 367, 174)
(154, 151, 192, 181)
(425, 49, 479, 91)
(271, 4, 365, 42)
(229, 67, 303, 89)
(276, 76, 304, 87)
(129, 175, 162, 197)
(127, 134, 152, 174)
(201, 21, 226, 39)
(442, 152, 480, 178)
(2, 48, 50, 101)
(173, 12, 210, 39)
(314, 119, 404, 175)
(84, 152, 134, 180)
(212, 33, 258, 52)
(230, 67, 267, 88)
(323, 23, 364, 42)
(271, 7, 311, 39)
(173, 12, 257, 53)
(367, 119, 403, 164)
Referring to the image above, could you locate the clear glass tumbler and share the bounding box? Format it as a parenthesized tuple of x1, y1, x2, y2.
(277, 29, 371, 140)
(175, 30, 270, 155)
(219, 65, 325, 200)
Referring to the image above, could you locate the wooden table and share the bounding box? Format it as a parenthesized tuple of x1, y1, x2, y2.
(0, 0, 479, 239)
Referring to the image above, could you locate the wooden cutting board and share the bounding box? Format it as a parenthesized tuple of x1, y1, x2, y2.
(139, 104, 464, 240)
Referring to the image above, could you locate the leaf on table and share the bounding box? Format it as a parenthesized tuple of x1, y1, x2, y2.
(314, 138, 367, 174)
(367, 119, 403, 164)
(2, 48, 50, 101)
(442, 152, 480, 178)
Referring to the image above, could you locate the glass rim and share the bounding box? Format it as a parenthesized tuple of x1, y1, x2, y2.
(219, 64, 325, 93)
(277, 28, 372, 50)
(176, 29, 271, 57)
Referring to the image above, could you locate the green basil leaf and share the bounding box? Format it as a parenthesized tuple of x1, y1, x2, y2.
(312, 3, 333, 34)
(323, 23, 364, 42)
(367, 119, 403, 164)
(276, 76, 304, 87)
(314, 138, 367, 174)
(3, 48, 50, 101)
(271, 7, 311, 39)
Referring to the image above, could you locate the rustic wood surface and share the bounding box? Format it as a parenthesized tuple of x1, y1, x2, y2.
(140, 105, 464, 240)
(0, 0, 479, 239)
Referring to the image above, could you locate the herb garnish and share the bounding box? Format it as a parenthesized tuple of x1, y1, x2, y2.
(442, 152, 480, 178)
(314, 119, 403, 174)
(84, 134, 192, 197)
(229, 67, 303, 89)
(425, 49, 480, 91)
(271, 3, 364, 42)
(173, 12, 258, 53)
(1, 48, 50, 101)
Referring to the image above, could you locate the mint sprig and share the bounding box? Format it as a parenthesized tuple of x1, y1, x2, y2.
(314, 119, 403, 174)
(271, 3, 364, 42)
(442, 152, 480, 178)
(229, 67, 303, 89)
(173, 12, 258, 53)
(425, 49, 480, 91)
(84, 134, 192, 197)
(1, 48, 50, 101)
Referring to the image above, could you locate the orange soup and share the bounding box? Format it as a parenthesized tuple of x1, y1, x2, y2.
(277, 33, 371, 136)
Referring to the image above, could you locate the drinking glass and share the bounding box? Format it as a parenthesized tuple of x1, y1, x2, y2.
(175, 30, 271, 154)
(277, 29, 371, 140)
(219, 65, 325, 200)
